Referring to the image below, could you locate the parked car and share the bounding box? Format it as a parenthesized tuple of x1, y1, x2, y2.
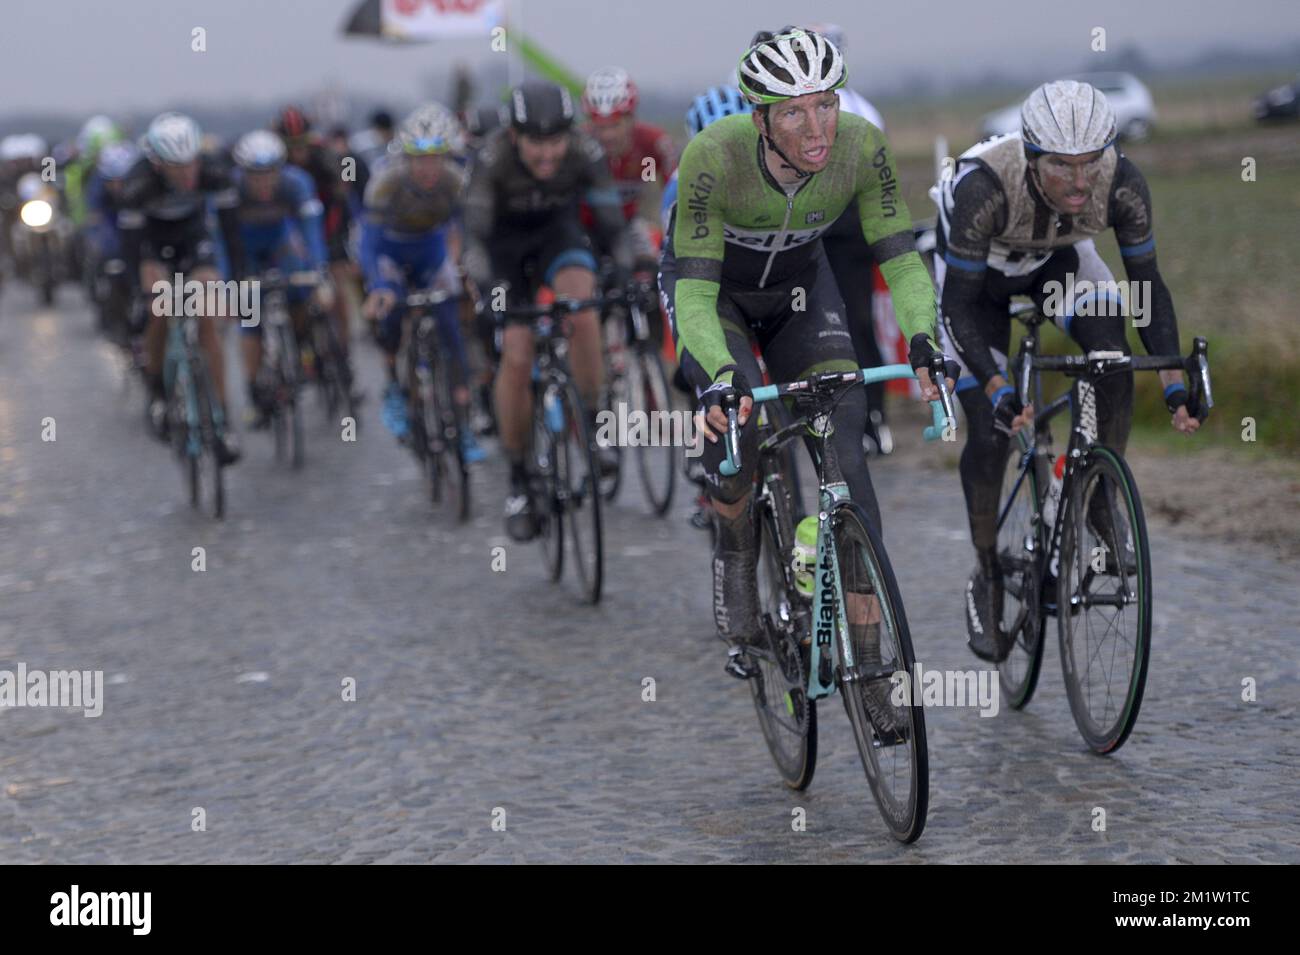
(979, 72, 1157, 141)
(1254, 76, 1300, 122)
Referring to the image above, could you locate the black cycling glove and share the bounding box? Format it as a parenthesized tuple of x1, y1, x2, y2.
(907, 333, 938, 371)
(700, 364, 752, 416)
(990, 385, 1025, 437)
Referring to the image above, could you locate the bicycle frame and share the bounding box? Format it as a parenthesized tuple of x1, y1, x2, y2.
(1005, 313, 1213, 596)
(163, 313, 216, 458)
(741, 363, 951, 701)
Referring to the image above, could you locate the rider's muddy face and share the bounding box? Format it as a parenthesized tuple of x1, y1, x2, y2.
(1035, 150, 1105, 214)
(755, 91, 839, 173)
(512, 131, 570, 181)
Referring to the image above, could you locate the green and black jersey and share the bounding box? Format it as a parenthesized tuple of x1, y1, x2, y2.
(668, 112, 937, 380)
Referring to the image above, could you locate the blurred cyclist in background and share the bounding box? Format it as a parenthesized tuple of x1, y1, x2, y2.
(229, 129, 333, 429)
(65, 115, 122, 230)
(359, 103, 483, 462)
(275, 106, 358, 369)
(119, 112, 245, 464)
(580, 67, 676, 262)
(350, 109, 396, 170)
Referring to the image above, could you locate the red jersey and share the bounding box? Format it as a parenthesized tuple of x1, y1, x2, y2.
(580, 121, 677, 227)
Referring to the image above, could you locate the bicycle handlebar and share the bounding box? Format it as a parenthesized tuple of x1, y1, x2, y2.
(480, 296, 605, 320)
(718, 363, 956, 476)
(257, 268, 322, 290)
(1018, 336, 1214, 422)
(404, 288, 456, 308)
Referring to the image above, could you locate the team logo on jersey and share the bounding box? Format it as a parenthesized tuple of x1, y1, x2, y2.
(722, 222, 828, 250)
(805, 210, 825, 224)
(686, 171, 716, 239)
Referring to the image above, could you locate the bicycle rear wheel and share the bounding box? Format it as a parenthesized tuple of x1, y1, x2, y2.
(997, 430, 1046, 709)
(632, 346, 676, 516)
(283, 328, 305, 470)
(313, 312, 348, 422)
(559, 380, 603, 604)
(1057, 445, 1151, 754)
(831, 501, 927, 843)
(750, 475, 816, 790)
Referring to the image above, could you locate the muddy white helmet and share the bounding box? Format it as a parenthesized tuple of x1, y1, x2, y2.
(1020, 80, 1117, 156)
(738, 28, 846, 104)
(398, 102, 462, 155)
(144, 112, 202, 165)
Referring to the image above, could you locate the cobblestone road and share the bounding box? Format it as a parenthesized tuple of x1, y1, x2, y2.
(1, 286, 1296, 863)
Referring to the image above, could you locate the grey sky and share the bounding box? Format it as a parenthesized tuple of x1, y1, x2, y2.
(2, 0, 1295, 116)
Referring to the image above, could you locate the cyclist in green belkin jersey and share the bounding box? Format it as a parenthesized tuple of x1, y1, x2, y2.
(660, 27, 952, 686)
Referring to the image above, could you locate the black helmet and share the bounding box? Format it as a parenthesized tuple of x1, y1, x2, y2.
(464, 103, 502, 139)
(507, 82, 575, 137)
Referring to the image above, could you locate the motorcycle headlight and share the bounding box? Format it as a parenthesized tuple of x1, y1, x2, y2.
(20, 199, 53, 229)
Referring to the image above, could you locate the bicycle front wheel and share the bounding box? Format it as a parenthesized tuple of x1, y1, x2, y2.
(997, 430, 1046, 709)
(187, 353, 225, 520)
(831, 501, 928, 843)
(559, 380, 603, 604)
(431, 349, 470, 522)
(1057, 445, 1151, 754)
(531, 384, 564, 583)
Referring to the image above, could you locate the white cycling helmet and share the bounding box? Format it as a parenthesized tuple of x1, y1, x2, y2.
(738, 28, 846, 104)
(582, 67, 638, 118)
(1020, 80, 1117, 156)
(97, 141, 141, 180)
(398, 102, 463, 155)
(233, 129, 287, 170)
(144, 112, 202, 165)
(0, 133, 48, 162)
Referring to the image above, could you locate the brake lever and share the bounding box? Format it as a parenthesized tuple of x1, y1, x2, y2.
(718, 392, 742, 476)
(1188, 336, 1213, 421)
(1018, 336, 1035, 407)
(928, 353, 956, 432)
